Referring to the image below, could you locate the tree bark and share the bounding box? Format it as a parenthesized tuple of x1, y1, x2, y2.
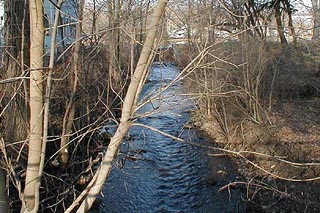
(282, 0, 296, 44)
(67, 0, 169, 212)
(312, 0, 320, 40)
(107, 0, 122, 95)
(60, 0, 85, 167)
(1, 0, 29, 145)
(274, 1, 288, 45)
(287, 9, 296, 44)
(0, 168, 9, 213)
(22, 0, 44, 211)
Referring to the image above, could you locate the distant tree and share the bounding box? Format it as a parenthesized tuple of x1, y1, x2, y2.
(272, 0, 288, 44)
(312, 0, 320, 39)
(59, 0, 84, 167)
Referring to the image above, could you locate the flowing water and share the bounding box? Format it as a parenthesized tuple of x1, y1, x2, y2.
(101, 64, 242, 212)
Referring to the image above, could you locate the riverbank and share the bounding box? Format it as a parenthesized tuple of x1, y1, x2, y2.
(193, 97, 320, 212)
(181, 41, 320, 212)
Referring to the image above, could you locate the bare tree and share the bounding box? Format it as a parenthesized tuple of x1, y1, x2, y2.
(272, 0, 288, 44)
(65, 0, 169, 212)
(22, 0, 44, 211)
(60, 0, 85, 167)
(108, 0, 122, 92)
(1, 0, 29, 146)
(312, 0, 320, 39)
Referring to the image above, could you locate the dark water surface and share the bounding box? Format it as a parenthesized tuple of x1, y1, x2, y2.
(101, 64, 242, 213)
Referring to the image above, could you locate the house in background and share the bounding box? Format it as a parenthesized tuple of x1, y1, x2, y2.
(0, 1, 77, 66)
(44, 0, 78, 53)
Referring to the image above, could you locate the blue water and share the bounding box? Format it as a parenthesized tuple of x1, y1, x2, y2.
(101, 63, 242, 213)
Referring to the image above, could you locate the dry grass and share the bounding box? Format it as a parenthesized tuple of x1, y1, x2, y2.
(183, 39, 320, 212)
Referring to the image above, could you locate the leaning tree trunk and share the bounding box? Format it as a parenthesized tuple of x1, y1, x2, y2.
(22, 0, 44, 212)
(65, 0, 169, 212)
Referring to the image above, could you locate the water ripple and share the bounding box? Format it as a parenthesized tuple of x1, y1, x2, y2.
(101, 64, 242, 213)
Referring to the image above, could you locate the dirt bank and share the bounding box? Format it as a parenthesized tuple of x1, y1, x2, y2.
(193, 97, 320, 212)
(181, 41, 320, 212)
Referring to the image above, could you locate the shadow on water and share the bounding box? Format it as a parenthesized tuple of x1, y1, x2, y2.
(100, 63, 243, 213)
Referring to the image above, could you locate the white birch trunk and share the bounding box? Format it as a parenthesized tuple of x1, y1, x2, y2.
(22, 0, 44, 212)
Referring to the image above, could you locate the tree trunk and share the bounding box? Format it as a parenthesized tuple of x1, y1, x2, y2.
(65, 1, 169, 212)
(287, 10, 296, 44)
(312, 0, 320, 40)
(245, 1, 263, 39)
(282, 0, 296, 44)
(60, 0, 85, 167)
(274, 2, 288, 45)
(22, 0, 44, 211)
(91, 0, 97, 44)
(1, 0, 29, 145)
(107, 0, 121, 94)
(0, 168, 9, 213)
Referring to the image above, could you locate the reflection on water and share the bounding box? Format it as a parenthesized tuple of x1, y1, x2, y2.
(101, 63, 242, 213)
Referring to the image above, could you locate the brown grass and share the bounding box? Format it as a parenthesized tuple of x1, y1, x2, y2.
(184, 39, 320, 212)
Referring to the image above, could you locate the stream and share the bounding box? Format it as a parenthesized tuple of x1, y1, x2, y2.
(101, 63, 243, 212)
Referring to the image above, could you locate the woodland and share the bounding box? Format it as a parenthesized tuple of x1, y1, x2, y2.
(0, 0, 319, 212)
